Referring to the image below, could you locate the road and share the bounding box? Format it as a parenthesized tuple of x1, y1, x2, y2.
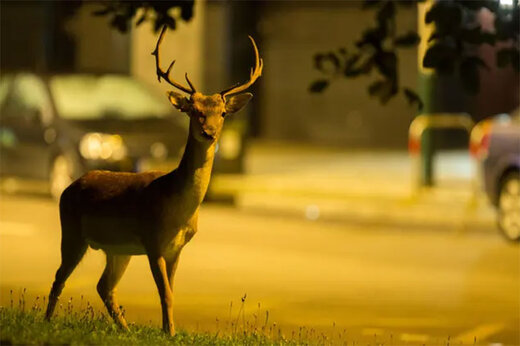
(0, 148, 519, 345)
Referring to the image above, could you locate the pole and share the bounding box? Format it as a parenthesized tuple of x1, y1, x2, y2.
(417, 0, 437, 186)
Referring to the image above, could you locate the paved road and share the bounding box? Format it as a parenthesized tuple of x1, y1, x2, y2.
(0, 149, 518, 345)
(1, 193, 518, 345)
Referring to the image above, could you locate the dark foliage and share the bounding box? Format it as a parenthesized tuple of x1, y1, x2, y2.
(309, 79, 330, 93)
(310, 0, 519, 111)
(90, 1, 195, 33)
(403, 87, 424, 109)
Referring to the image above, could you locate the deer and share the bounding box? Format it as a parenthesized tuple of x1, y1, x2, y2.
(44, 26, 263, 336)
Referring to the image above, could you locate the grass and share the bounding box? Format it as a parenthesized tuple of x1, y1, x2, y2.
(0, 290, 482, 345)
(0, 302, 306, 346)
(0, 307, 292, 345)
(0, 290, 321, 345)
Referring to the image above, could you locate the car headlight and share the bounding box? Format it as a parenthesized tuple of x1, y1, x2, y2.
(79, 133, 127, 161)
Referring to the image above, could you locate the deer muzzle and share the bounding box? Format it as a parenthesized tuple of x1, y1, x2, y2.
(201, 129, 216, 141)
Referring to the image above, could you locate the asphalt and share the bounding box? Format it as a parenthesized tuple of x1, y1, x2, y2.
(1, 145, 518, 345)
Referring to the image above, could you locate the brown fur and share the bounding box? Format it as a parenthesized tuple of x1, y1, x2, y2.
(45, 28, 261, 335)
(45, 92, 252, 336)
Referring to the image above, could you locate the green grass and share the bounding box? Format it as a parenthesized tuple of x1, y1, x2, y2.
(0, 307, 299, 345)
(0, 290, 307, 345)
(1, 290, 353, 345)
(0, 290, 491, 346)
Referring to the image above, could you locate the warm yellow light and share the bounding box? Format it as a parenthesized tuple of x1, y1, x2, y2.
(219, 130, 241, 160)
(79, 133, 127, 161)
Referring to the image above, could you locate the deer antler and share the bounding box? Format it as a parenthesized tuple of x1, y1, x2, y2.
(220, 36, 263, 98)
(152, 26, 196, 95)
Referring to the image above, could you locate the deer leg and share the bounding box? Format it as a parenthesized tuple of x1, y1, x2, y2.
(45, 233, 87, 321)
(148, 254, 175, 336)
(97, 254, 132, 330)
(166, 253, 180, 290)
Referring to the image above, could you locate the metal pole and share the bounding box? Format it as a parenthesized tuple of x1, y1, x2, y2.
(417, 0, 436, 186)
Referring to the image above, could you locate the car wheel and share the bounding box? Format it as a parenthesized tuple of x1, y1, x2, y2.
(50, 155, 73, 201)
(497, 171, 520, 241)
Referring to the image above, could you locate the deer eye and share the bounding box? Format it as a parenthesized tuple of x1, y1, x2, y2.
(221, 112, 226, 118)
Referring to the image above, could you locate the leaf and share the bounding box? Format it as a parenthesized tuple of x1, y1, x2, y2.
(356, 26, 387, 49)
(136, 11, 148, 26)
(368, 79, 397, 104)
(314, 53, 341, 75)
(163, 15, 177, 30)
(180, 1, 194, 21)
(425, 2, 462, 35)
(309, 80, 330, 93)
(358, 56, 375, 73)
(403, 88, 424, 110)
(464, 56, 489, 70)
(423, 42, 457, 73)
(459, 57, 481, 94)
(362, 0, 382, 9)
(425, 2, 440, 24)
(497, 49, 510, 68)
(110, 14, 128, 33)
(92, 6, 112, 17)
(497, 48, 519, 71)
(377, 1, 395, 25)
(343, 53, 362, 77)
(428, 31, 443, 43)
(479, 32, 496, 45)
(124, 4, 138, 18)
(397, 0, 423, 7)
(345, 55, 375, 77)
(460, 26, 496, 45)
(368, 80, 386, 96)
(512, 50, 520, 72)
(374, 51, 397, 78)
(154, 15, 176, 32)
(455, 0, 498, 12)
(394, 31, 420, 47)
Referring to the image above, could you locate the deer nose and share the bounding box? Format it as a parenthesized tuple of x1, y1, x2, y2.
(203, 125, 216, 136)
(201, 126, 217, 140)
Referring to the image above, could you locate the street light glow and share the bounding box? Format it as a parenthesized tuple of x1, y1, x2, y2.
(499, 0, 514, 7)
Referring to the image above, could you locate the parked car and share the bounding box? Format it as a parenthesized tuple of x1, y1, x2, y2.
(472, 109, 520, 241)
(0, 73, 244, 200)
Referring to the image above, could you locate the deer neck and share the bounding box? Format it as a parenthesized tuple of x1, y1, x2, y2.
(171, 129, 216, 206)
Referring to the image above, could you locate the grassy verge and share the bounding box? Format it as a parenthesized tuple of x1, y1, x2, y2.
(1, 290, 352, 345)
(0, 290, 307, 345)
(0, 306, 298, 345)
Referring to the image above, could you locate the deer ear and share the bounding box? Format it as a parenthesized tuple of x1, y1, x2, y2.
(167, 91, 191, 112)
(225, 93, 253, 115)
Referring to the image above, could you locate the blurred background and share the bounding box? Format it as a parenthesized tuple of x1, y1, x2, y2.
(0, 1, 519, 345)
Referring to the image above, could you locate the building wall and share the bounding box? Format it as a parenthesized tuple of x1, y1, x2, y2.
(69, 4, 130, 74)
(202, 2, 232, 94)
(257, 2, 419, 148)
(0, 1, 75, 72)
(1, 2, 45, 71)
(130, 1, 206, 96)
(128, 2, 419, 149)
(474, 9, 519, 120)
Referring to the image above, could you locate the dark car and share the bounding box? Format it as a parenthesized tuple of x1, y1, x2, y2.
(0, 73, 243, 199)
(473, 109, 520, 241)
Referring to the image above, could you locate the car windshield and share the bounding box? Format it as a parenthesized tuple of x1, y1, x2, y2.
(50, 75, 172, 120)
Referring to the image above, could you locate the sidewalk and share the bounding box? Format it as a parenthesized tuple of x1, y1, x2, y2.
(211, 141, 496, 233)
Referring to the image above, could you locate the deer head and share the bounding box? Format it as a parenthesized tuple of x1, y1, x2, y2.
(152, 26, 263, 143)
